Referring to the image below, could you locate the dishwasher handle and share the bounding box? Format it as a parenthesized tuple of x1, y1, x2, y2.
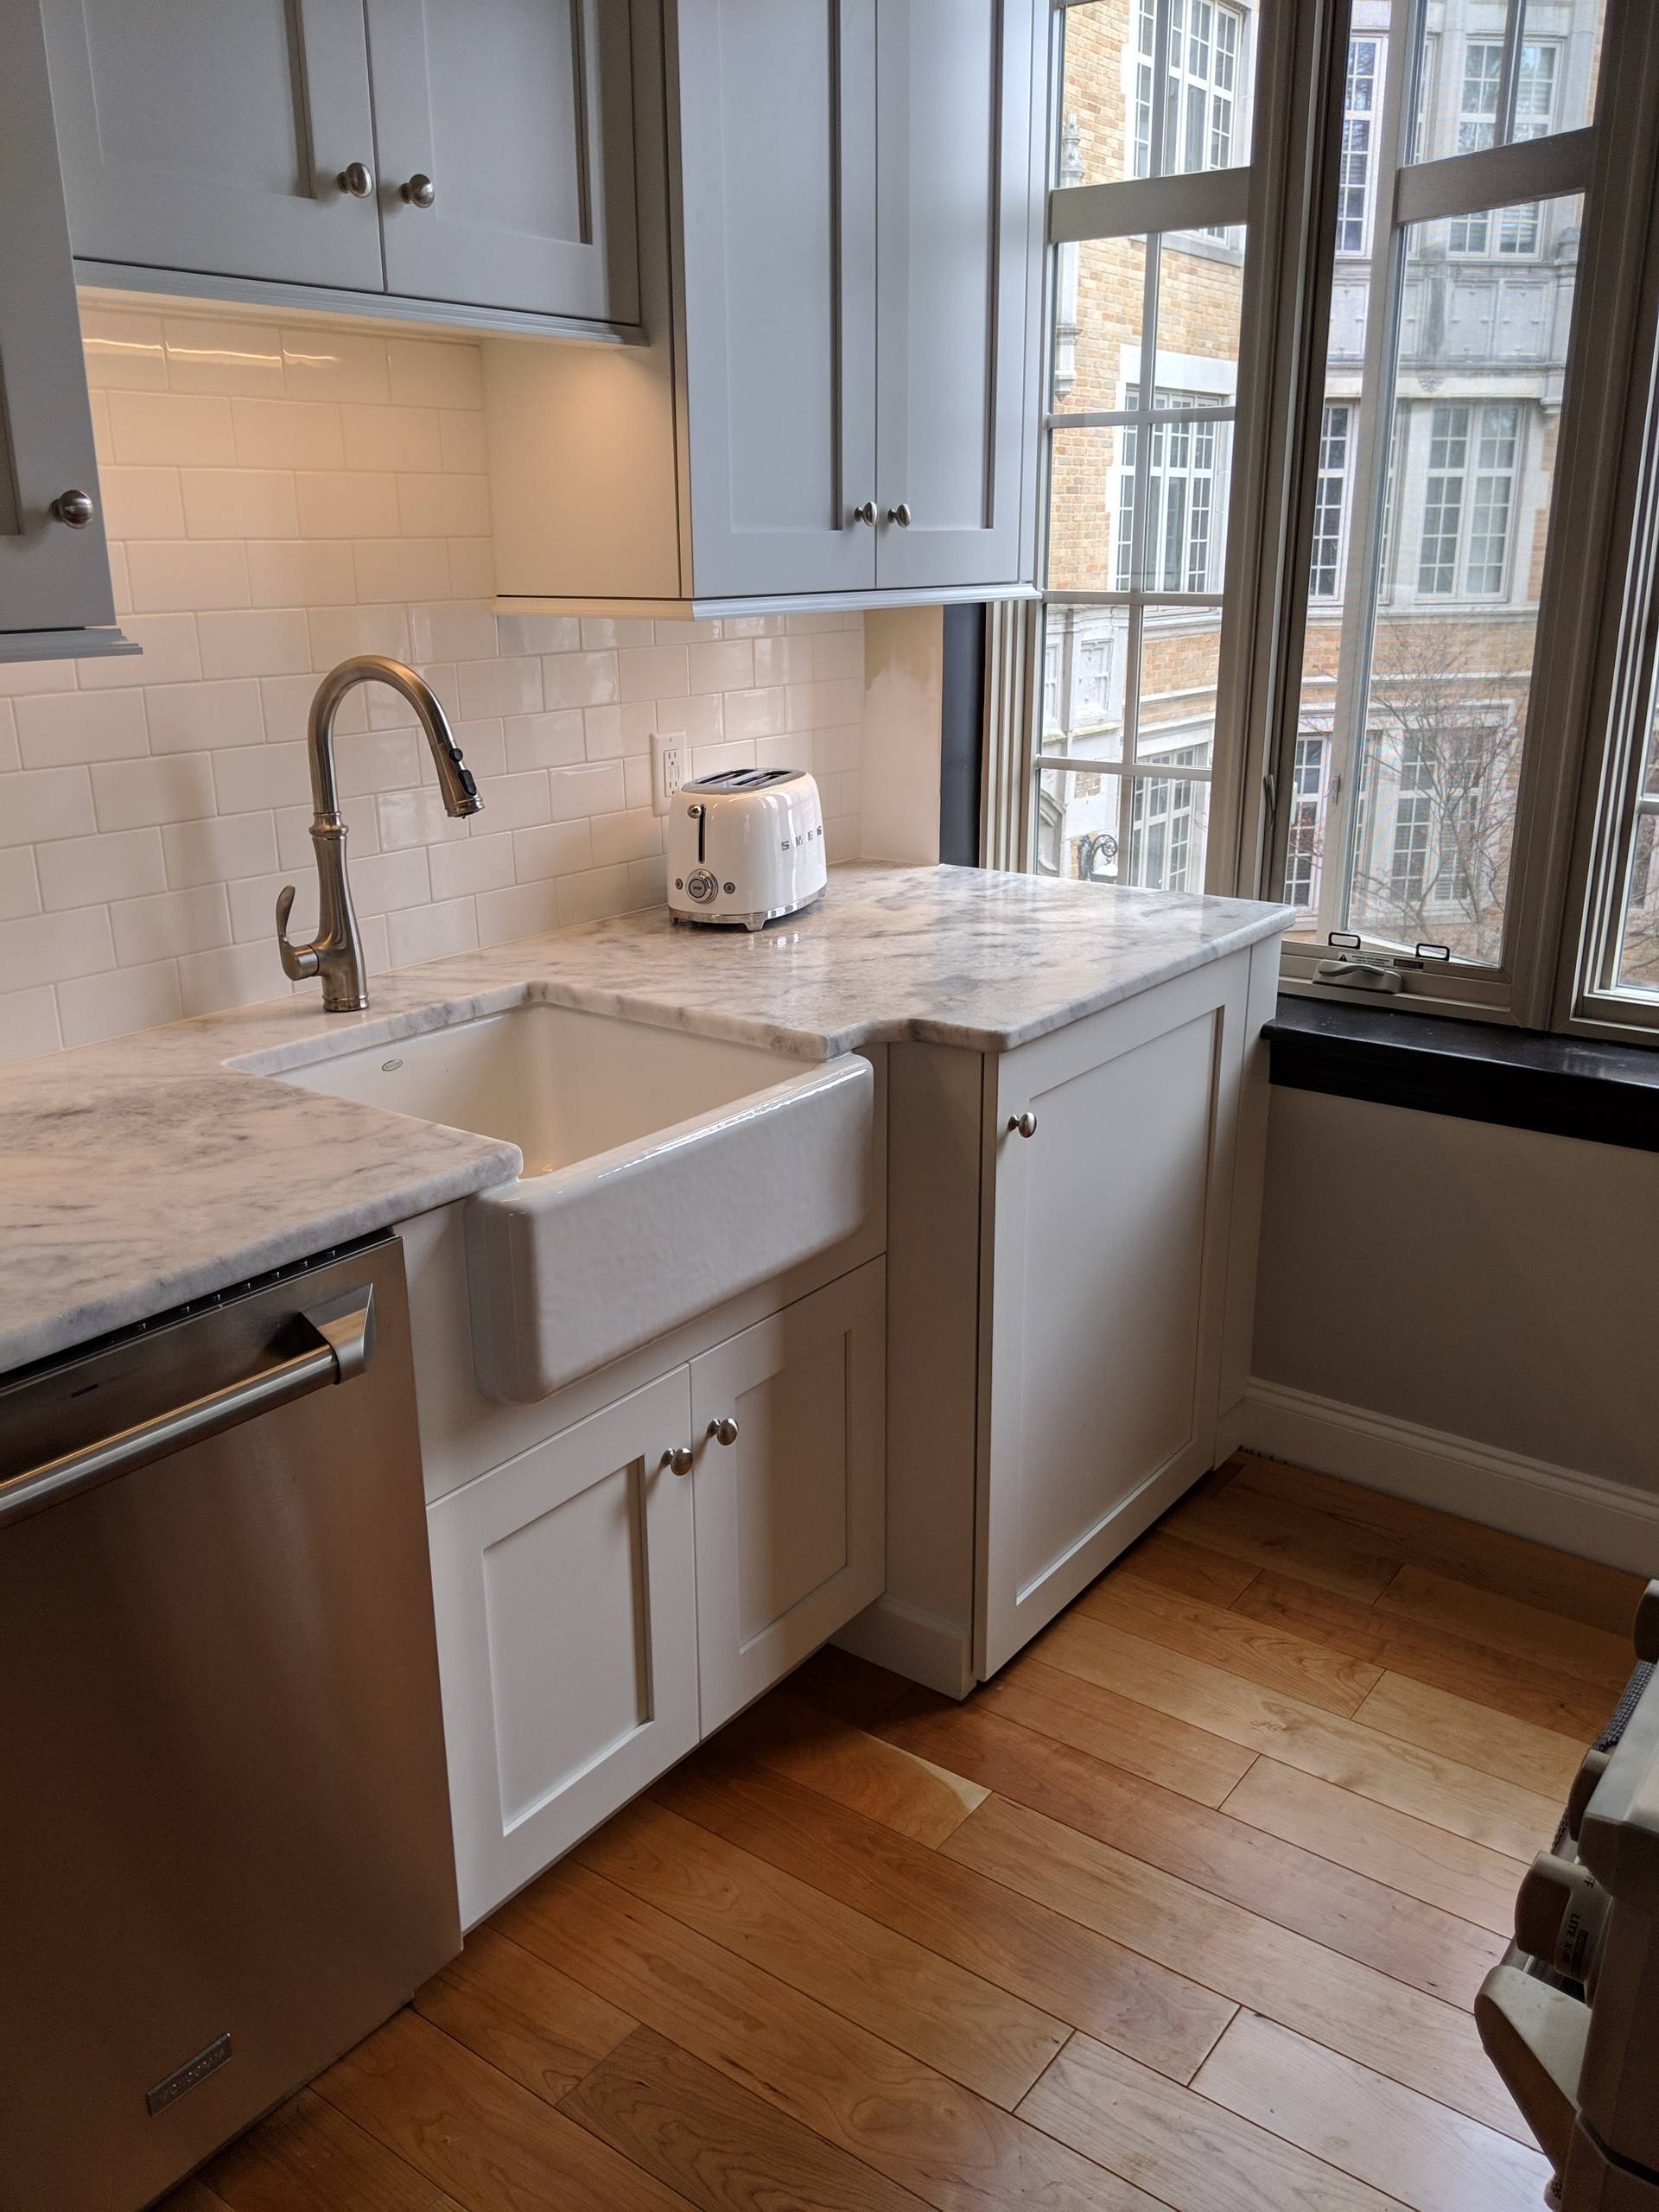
(0, 1286, 376, 1531)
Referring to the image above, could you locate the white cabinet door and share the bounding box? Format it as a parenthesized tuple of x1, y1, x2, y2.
(428, 1368, 698, 1926)
(873, 0, 1042, 592)
(42, 0, 383, 291)
(677, 0, 879, 598)
(364, 0, 638, 323)
(977, 957, 1251, 1677)
(690, 1262, 887, 1734)
(0, 0, 117, 639)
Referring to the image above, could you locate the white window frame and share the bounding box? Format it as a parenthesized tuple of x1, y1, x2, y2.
(1337, 35, 1384, 257)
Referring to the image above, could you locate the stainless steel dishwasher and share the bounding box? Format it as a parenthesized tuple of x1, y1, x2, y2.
(0, 1236, 461, 2212)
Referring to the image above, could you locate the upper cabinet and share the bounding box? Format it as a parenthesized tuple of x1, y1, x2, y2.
(0, 0, 126, 659)
(41, 0, 639, 332)
(486, 0, 1048, 613)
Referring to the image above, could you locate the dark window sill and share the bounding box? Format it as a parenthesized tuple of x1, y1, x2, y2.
(1265, 996, 1659, 1154)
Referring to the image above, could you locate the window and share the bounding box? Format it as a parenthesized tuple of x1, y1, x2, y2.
(1039, 0, 1258, 893)
(1016, 0, 1659, 1048)
(1337, 38, 1382, 258)
(1310, 403, 1352, 599)
(1414, 402, 1518, 598)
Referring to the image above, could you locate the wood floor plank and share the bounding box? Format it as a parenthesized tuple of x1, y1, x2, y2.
(653, 1751, 1236, 2082)
(1027, 1614, 1561, 1859)
(975, 1662, 1257, 1808)
(785, 1645, 917, 1729)
(574, 1796, 1070, 2108)
(715, 1690, 988, 1846)
(1233, 1570, 1622, 1740)
(1194, 2010, 1548, 2212)
(1231, 1458, 1647, 1634)
(1075, 1573, 1384, 1714)
(941, 1793, 1531, 2143)
(1352, 1672, 1586, 1799)
(1377, 1567, 1637, 1694)
(1162, 1484, 1405, 1599)
(1115, 1526, 1264, 1605)
(206, 2087, 463, 2212)
(157, 2182, 239, 2212)
(501, 1860, 1169, 2212)
(411, 1923, 636, 2106)
(560, 2026, 936, 2212)
(878, 1692, 1505, 2011)
(1221, 1759, 1524, 1936)
(1018, 2030, 1406, 2212)
(317, 2009, 696, 2212)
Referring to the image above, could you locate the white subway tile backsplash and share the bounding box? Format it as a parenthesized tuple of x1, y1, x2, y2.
(198, 608, 312, 680)
(4, 304, 864, 1061)
(128, 539, 251, 613)
(0, 848, 40, 921)
(111, 882, 232, 967)
(388, 339, 482, 411)
(38, 828, 167, 912)
(109, 390, 235, 466)
(57, 958, 183, 1047)
(92, 753, 215, 831)
(0, 986, 62, 1061)
(283, 328, 391, 404)
(16, 689, 148, 768)
(341, 402, 442, 472)
(295, 471, 400, 538)
(162, 811, 278, 890)
(1, 766, 96, 846)
(232, 397, 345, 471)
(180, 467, 299, 539)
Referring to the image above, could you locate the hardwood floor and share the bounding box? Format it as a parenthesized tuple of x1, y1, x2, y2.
(164, 1454, 1646, 2212)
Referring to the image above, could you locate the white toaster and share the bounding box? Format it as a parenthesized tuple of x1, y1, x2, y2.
(665, 767, 827, 929)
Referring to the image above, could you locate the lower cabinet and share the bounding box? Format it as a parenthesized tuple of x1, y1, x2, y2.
(690, 1264, 886, 1734)
(429, 1260, 886, 1926)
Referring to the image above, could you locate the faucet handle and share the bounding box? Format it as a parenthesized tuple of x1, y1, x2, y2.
(275, 884, 321, 981)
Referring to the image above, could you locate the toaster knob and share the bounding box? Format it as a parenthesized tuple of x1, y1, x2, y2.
(685, 868, 719, 904)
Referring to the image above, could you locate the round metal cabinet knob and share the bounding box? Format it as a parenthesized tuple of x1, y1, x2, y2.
(852, 499, 876, 526)
(887, 501, 912, 527)
(52, 488, 96, 529)
(709, 1415, 740, 1447)
(1007, 1110, 1038, 1139)
(660, 1445, 694, 1477)
(401, 173, 437, 209)
(337, 161, 375, 198)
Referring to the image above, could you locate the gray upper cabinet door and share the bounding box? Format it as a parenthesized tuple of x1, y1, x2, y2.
(874, 0, 1040, 591)
(364, 0, 639, 324)
(677, 0, 879, 601)
(41, 0, 383, 290)
(0, 0, 116, 638)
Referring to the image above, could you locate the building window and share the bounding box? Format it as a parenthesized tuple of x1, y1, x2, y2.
(1116, 391, 1225, 594)
(1134, 0, 1246, 182)
(1310, 403, 1352, 599)
(1336, 37, 1382, 257)
(1449, 44, 1559, 255)
(1285, 733, 1327, 909)
(1415, 402, 1518, 599)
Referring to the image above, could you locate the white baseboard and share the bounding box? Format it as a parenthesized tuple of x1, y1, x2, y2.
(1240, 1377, 1659, 1580)
(832, 1593, 975, 1700)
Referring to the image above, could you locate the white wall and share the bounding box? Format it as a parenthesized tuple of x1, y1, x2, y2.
(0, 301, 866, 1060)
(1249, 1085, 1659, 1567)
(861, 607, 944, 865)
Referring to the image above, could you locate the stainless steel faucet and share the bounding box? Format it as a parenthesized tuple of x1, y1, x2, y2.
(276, 654, 482, 1012)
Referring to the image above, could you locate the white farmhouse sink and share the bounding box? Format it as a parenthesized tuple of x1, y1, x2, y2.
(282, 1003, 874, 1402)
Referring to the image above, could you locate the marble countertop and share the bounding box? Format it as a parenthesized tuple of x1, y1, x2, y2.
(0, 865, 1292, 1374)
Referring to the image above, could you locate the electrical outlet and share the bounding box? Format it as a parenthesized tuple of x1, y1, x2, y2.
(650, 733, 683, 817)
